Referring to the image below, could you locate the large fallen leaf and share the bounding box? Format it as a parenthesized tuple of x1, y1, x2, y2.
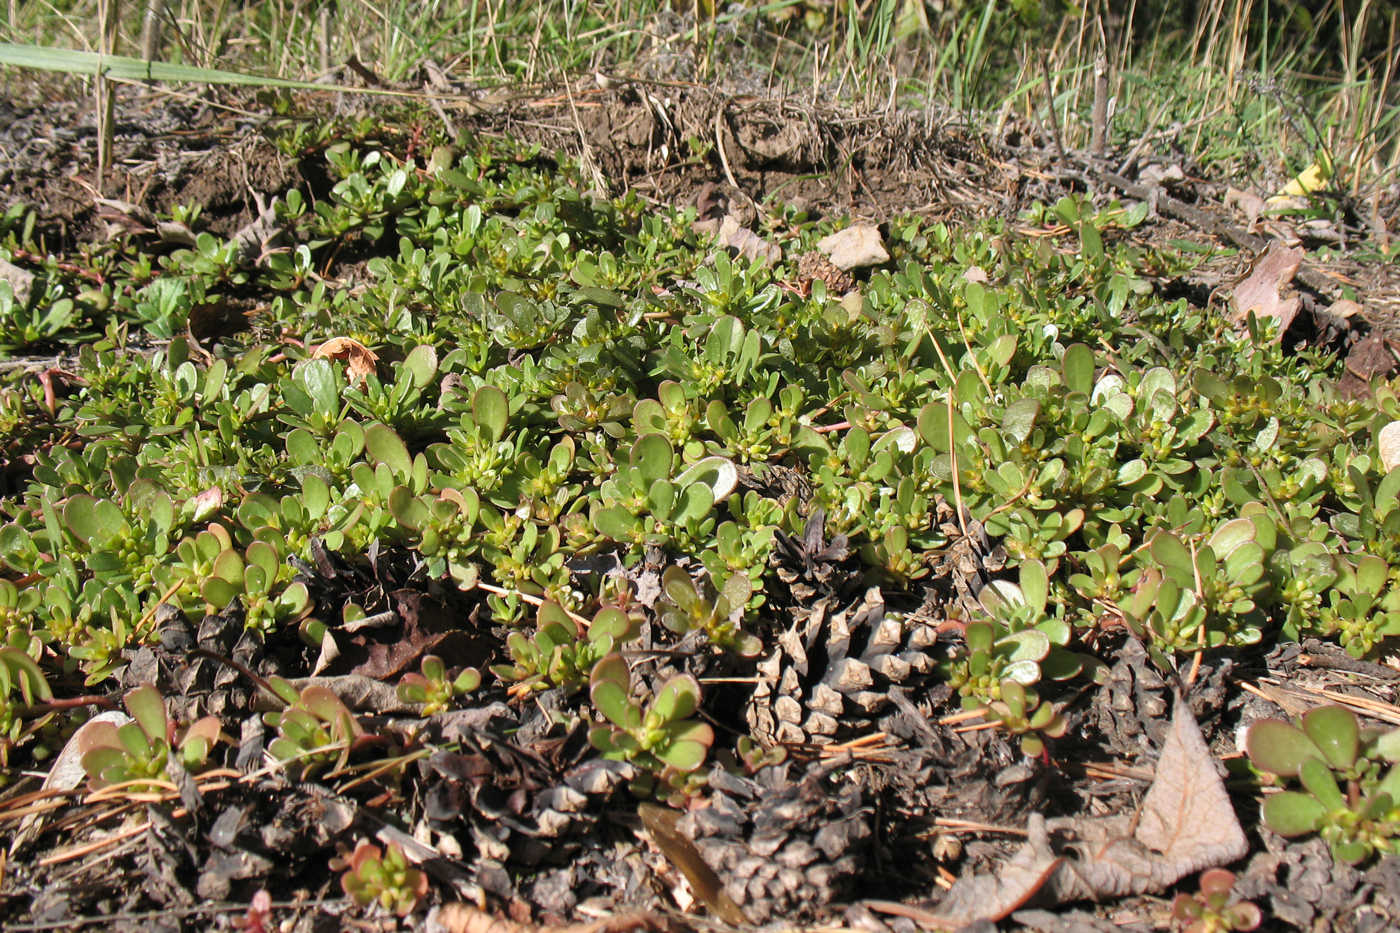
(817, 224, 889, 271)
(1230, 241, 1304, 335)
(640, 802, 748, 926)
(906, 696, 1246, 927)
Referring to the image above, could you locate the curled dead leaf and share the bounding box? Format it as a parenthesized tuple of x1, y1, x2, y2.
(640, 802, 749, 926)
(312, 337, 379, 385)
(0, 257, 35, 304)
(187, 487, 224, 523)
(12, 711, 131, 852)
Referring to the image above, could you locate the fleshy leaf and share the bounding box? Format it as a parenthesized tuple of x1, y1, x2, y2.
(1301, 705, 1360, 771)
(650, 674, 701, 723)
(1246, 718, 1320, 777)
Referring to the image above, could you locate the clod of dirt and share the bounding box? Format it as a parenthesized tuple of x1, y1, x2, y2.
(0, 258, 34, 303)
(1380, 422, 1400, 474)
(816, 224, 889, 271)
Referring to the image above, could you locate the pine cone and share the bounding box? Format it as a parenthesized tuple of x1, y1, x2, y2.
(797, 251, 856, 295)
(746, 587, 939, 745)
(679, 763, 872, 923)
(422, 726, 638, 899)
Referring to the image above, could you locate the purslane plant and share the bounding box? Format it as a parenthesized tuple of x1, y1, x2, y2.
(1247, 705, 1400, 864)
(79, 684, 221, 791)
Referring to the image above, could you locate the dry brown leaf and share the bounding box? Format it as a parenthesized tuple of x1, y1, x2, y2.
(1379, 422, 1400, 474)
(817, 224, 889, 271)
(735, 119, 805, 162)
(435, 904, 679, 933)
(311, 336, 379, 384)
(1327, 298, 1364, 319)
(1230, 241, 1304, 336)
(186, 487, 224, 523)
(1140, 163, 1185, 186)
(1224, 187, 1265, 231)
(715, 215, 781, 265)
(914, 696, 1246, 927)
(1345, 333, 1397, 382)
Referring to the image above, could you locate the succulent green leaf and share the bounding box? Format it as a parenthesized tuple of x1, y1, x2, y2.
(1149, 531, 1195, 582)
(657, 736, 712, 772)
(1332, 839, 1371, 865)
(80, 746, 128, 783)
(590, 655, 637, 729)
(389, 487, 429, 529)
(277, 582, 310, 615)
(401, 344, 438, 388)
(1001, 658, 1042, 685)
(632, 434, 673, 486)
(647, 478, 677, 516)
(1061, 343, 1094, 395)
(116, 721, 152, 758)
(267, 675, 302, 707)
(365, 423, 412, 478)
(1246, 719, 1321, 777)
(966, 621, 995, 654)
(1002, 398, 1041, 445)
(593, 505, 638, 541)
(999, 629, 1051, 663)
(590, 607, 637, 644)
(201, 577, 239, 609)
(472, 384, 509, 443)
(246, 540, 279, 584)
(651, 674, 701, 723)
(1018, 559, 1048, 615)
(64, 495, 124, 545)
(420, 655, 446, 682)
(296, 358, 339, 418)
(1261, 791, 1327, 836)
(1298, 756, 1346, 810)
(1207, 518, 1256, 560)
(1356, 554, 1388, 596)
(675, 456, 738, 503)
(124, 685, 168, 743)
(1301, 706, 1360, 771)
